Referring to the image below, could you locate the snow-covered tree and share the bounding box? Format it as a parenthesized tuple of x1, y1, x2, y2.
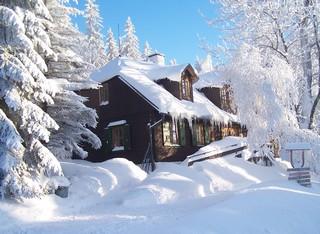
(143, 41, 153, 60)
(0, 2, 63, 198)
(84, 0, 107, 67)
(170, 58, 177, 65)
(195, 54, 213, 74)
(224, 44, 299, 149)
(45, 0, 102, 160)
(120, 17, 141, 59)
(106, 28, 119, 62)
(207, 0, 320, 131)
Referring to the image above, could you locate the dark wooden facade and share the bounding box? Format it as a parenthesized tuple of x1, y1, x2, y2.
(80, 72, 245, 164)
(198, 85, 237, 115)
(198, 87, 222, 108)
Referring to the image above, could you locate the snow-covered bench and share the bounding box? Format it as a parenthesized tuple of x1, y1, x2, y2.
(186, 136, 248, 166)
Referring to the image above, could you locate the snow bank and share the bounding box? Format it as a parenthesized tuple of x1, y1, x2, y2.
(0, 156, 319, 234)
(122, 163, 214, 206)
(122, 156, 286, 207)
(61, 158, 147, 208)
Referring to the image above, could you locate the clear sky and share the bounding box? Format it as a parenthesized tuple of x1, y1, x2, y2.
(71, 0, 221, 64)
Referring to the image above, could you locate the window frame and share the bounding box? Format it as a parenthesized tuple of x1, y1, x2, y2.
(192, 121, 205, 146)
(162, 120, 180, 146)
(105, 122, 131, 152)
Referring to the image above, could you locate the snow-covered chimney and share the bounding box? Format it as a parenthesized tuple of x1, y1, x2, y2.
(148, 53, 165, 65)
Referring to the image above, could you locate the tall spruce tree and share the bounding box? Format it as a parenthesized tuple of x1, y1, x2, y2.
(106, 28, 119, 62)
(84, 0, 107, 67)
(45, 0, 102, 160)
(120, 17, 141, 59)
(143, 41, 153, 60)
(0, 0, 63, 198)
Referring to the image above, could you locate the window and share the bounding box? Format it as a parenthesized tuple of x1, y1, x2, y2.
(192, 122, 205, 146)
(163, 120, 179, 146)
(204, 124, 212, 145)
(181, 77, 192, 100)
(112, 126, 124, 148)
(105, 121, 131, 152)
(196, 123, 205, 145)
(178, 120, 186, 146)
(99, 83, 109, 105)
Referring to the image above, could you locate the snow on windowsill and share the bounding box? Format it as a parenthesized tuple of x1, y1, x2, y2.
(164, 143, 180, 147)
(100, 101, 109, 106)
(106, 120, 127, 128)
(112, 146, 125, 151)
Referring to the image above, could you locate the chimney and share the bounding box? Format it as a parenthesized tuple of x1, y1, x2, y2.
(148, 53, 165, 65)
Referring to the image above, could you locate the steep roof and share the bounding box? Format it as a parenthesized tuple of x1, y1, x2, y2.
(91, 57, 237, 124)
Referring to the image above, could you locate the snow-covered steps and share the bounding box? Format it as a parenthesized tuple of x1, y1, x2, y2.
(287, 167, 311, 187)
(186, 136, 248, 166)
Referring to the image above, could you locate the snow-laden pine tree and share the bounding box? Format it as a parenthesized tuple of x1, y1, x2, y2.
(44, 0, 101, 160)
(120, 17, 141, 59)
(0, 2, 64, 198)
(84, 0, 107, 68)
(143, 41, 153, 60)
(207, 0, 320, 131)
(106, 28, 119, 62)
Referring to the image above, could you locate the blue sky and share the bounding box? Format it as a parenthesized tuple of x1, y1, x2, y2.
(71, 0, 221, 64)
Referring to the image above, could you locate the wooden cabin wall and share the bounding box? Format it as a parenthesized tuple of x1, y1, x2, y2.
(153, 118, 198, 162)
(156, 78, 181, 100)
(77, 89, 100, 108)
(85, 76, 158, 164)
(199, 87, 222, 108)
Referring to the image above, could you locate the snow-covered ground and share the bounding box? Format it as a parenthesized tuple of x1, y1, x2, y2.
(1, 156, 320, 234)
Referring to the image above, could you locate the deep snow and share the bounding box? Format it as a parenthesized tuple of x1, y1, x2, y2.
(0, 156, 320, 234)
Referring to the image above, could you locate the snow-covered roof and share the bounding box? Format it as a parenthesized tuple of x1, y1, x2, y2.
(91, 57, 238, 124)
(92, 57, 196, 83)
(194, 71, 227, 89)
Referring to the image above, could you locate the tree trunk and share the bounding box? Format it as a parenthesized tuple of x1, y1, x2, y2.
(308, 15, 320, 129)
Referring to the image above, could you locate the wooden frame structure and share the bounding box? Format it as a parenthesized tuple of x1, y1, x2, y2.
(285, 142, 311, 168)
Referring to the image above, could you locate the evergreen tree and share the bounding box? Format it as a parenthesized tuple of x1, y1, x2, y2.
(195, 54, 213, 74)
(143, 41, 153, 60)
(120, 17, 141, 59)
(0, 1, 63, 198)
(84, 0, 107, 67)
(45, 0, 102, 160)
(106, 28, 119, 62)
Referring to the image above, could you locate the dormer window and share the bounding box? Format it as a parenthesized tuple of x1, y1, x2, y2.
(181, 70, 193, 101)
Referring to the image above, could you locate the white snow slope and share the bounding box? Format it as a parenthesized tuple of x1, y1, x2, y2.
(1, 156, 320, 234)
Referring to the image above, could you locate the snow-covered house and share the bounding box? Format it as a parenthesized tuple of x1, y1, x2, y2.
(79, 57, 245, 163)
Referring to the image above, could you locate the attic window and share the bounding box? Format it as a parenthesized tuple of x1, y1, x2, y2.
(181, 70, 193, 101)
(99, 83, 109, 105)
